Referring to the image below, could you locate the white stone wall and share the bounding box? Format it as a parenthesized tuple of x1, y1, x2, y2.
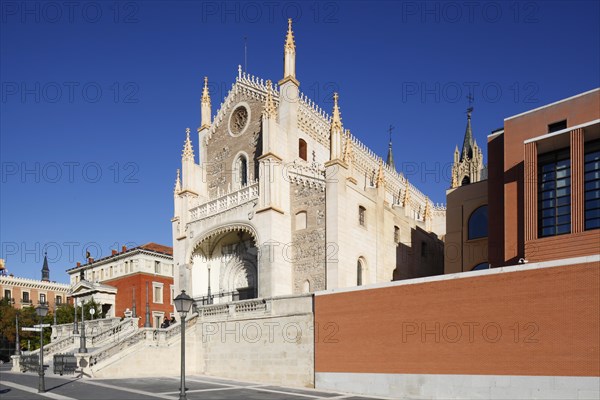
(316, 372, 600, 399)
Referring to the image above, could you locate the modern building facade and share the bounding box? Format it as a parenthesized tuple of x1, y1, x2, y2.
(172, 20, 446, 303)
(445, 88, 600, 272)
(66, 243, 175, 326)
(0, 256, 70, 310)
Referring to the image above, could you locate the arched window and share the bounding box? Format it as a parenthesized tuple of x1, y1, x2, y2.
(462, 175, 471, 186)
(471, 262, 490, 271)
(299, 139, 307, 161)
(235, 155, 248, 187)
(357, 258, 365, 286)
(295, 211, 307, 230)
(468, 205, 488, 240)
(302, 280, 310, 293)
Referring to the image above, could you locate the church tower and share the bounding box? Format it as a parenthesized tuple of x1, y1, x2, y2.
(41, 252, 50, 282)
(451, 108, 484, 188)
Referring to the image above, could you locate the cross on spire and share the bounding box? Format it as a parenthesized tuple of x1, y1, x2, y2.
(386, 124, 395, 169)
(466, 92, 474, 116)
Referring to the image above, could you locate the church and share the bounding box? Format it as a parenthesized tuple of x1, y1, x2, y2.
(172, 20, 446, 303)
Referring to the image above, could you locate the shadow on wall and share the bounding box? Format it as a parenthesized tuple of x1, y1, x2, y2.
(392, 226, 444, 281)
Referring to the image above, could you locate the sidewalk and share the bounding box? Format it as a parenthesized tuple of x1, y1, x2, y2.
(0, 363, 387, 400)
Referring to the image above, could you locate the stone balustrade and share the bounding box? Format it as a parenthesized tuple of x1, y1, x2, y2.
(189, 182, 258, 222)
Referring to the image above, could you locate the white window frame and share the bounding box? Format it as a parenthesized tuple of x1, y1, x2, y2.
(152, 282, 164, 304)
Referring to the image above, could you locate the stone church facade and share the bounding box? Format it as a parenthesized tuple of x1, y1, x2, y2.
(172, 20, 446, 302)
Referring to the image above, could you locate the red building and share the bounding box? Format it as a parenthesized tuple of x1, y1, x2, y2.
(67, 243, 175, 327)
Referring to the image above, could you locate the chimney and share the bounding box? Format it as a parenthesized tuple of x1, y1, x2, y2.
(112, 250, 117, 255)
(122, 245, 127, 253)
(77, 262, 81, 267)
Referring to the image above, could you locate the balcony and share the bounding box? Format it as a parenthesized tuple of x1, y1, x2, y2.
(21, 299, 32, 306)
(189, 182, 258, 222)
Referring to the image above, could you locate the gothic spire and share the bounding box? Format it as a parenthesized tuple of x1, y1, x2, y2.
(329, 92, 343, 161)
(200, 77, 211, 129)
(41, 252, 49, 282)
(331, 92, 342, 131)
(182, 128, 194, 161)
(460, 108, 475, 161)
(264, 80, 277, 118)
(281, 18, 298, 85)
(386, 125, 395, 169)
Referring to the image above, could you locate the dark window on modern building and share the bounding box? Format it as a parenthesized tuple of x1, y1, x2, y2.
(584, 140, 600, 230)
(359, 206, 366, 226)
(548, 120, 567, 133)
(299, 139, 307, 161)
(471, 262, 490, 271)
(538, 148, 571, 237)
(468, 205, 488, 240)
(421, 242, 428, 257)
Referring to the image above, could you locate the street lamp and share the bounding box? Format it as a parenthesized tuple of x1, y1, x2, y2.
(15, 310, 21, 356)
(79, 301, 87, 353)
(35, 303, 49, 393)
(73, 298, 79, 335)
(174, 290, 193, 400)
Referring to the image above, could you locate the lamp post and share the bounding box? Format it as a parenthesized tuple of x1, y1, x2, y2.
(79, 300, 87, 353)
(174, 290, 193, 400)
(132, 286, 137, 318)
(15, 311, 20, 356)
(73, 298, 79, 335)
(35, 303, 49, 393)
(144, 281, 151, 327)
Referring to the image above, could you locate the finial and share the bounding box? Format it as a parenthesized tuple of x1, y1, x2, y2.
(376, 159, 385, 188)
(202, 76, 211, 103)
(331, 92, 342, 131)
(424, 197, 432, 222)
(285, 18, 295, 51)
(403, 184, 411, 207)
(182, 128, 195, 161)
(174, 169, 181, 193)
(264, 79, 277, 118)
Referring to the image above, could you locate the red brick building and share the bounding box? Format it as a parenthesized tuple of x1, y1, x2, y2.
(67, 243, 175, 327)
(446, 88, 600, 271)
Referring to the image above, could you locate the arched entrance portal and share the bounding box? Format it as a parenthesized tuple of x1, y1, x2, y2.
(190, 228, 258, 304)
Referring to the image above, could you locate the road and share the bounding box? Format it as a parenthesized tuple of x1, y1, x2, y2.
(0, 362, 385, 400)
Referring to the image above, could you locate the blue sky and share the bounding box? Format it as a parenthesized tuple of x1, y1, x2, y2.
(1, 1, 599, 283)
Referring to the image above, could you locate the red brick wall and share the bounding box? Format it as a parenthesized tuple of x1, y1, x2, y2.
(315, 263, 599, 377)
(103, 273, 174, 327)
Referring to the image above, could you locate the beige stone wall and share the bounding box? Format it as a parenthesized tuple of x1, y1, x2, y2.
(197, 295, 314, 387)
(290, 183, 326, 293)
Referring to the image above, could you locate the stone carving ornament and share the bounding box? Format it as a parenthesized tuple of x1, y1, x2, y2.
(230, 106, 249, 135)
